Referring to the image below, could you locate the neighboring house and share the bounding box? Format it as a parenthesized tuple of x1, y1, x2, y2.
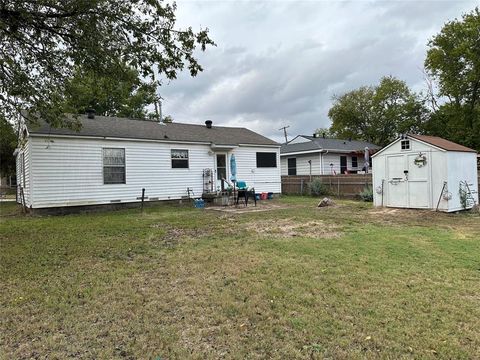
(280, 134, 380, 176)
(372, 134, 478, 212)
(15, 114, 281, 210)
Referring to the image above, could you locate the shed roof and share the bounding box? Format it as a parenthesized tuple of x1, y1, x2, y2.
(25, 114, 279, 147)
(281, 135, 380, 154)
(409, 134, 476, 153)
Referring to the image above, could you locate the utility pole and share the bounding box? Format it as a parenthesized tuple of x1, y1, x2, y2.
(279, 125, 290, 143)
(152, 70, 162, 122)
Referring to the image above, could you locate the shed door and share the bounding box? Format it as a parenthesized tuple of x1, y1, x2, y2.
(406, 153, 430, 208)
(386, 155, 407, 207)
(385, 153, 430, 209)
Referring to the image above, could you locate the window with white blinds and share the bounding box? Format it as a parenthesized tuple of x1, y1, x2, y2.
(103, 148, 126, 184)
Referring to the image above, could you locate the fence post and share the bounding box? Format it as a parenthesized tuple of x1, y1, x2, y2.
(300, 179, 304, 195)
(141, 188, 145, 212)
(337, 178, 340, 196)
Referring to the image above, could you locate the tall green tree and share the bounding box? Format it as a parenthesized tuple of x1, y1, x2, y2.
(328, 76, 428, 146)
(314, 127, 336, 138)
(0, 0, 214, 127)
(424, 7, 480, 149)
(63, 65, 157, 119)
(0, 117, 17, 177)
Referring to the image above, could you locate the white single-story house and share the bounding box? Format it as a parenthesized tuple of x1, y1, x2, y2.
(280, 134, 380, 176)
(372, 134, 478, 212)
(15, 114, 281, 210)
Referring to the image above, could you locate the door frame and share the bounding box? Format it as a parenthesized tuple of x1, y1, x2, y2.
(340, 155, 347, 174)
(385, 154, 407, 208)
(287, 157, 297, 176)
(214, 152, 228, 191)
(385, 153, 432, 209)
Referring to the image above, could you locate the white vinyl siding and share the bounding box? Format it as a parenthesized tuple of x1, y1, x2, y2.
(281, 152, 366, 175)
(281, 154, 320, 176)
(232, 146, 281, 193)
(29, 137, 212, 208)
(16, 142, 32, 207)
(27, 136, 281, 208)
(322, 153, 364, 174)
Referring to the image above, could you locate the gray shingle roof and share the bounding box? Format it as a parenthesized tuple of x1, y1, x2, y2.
(26, 115, 279, 146)
(281, 135, 380, 154)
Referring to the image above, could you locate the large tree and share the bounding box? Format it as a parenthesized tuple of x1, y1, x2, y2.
(62, 64, 157, 119)
(0, 0, 214, 127)
(328, 76, 428, 146)
(424, 7, 480, 149)
(0, 117, 17, 177)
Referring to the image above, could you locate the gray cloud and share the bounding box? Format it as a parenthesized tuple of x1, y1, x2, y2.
(160, 0, 477, 142)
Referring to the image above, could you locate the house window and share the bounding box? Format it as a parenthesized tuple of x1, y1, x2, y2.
(401, 140, 410, 150)
(103, 148, 126, 184)
(171, 149, 189, 168)
(352, 156, 358, 168)
(287, 158, 297, 175)
(256, 152, 277, 168)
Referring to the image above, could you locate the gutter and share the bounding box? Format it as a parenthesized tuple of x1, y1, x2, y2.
(29, 133, 279, 148)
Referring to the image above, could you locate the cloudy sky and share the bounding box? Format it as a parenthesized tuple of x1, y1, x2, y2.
(159, 0, 477, 142)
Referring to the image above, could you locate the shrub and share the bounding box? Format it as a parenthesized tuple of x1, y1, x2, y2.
(359, 186, 373, 202)
(308, 178, 330, 196)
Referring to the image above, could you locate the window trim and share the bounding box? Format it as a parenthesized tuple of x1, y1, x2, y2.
(103, 147, 126, 185)
(287, 157, 297, 175)
(256, 152, 277, 168)
(351, 156, 358, 168)
(171, 149, 189, 169)
(401, 140, 410, 151)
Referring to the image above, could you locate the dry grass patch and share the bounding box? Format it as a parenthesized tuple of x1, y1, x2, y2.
(2, 198, 480, 359)
(246, 218, 341, 239)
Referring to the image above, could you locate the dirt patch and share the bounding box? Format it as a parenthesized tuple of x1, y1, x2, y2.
(149, 225, 211, 247)
(206, 202, 289, 214)
(246, 218, 341, 238)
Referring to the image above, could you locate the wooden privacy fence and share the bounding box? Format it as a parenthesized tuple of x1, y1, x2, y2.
(282, 175, 372, 197)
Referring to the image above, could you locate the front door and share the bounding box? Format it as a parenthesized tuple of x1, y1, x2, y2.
(340, 156, 347, 174)
(215, 154, 227, 190)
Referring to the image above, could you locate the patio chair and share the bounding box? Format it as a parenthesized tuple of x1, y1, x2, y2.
(235, 180, 256, 207)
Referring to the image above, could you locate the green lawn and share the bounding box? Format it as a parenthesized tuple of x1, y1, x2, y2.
(1, 198, 480, 359)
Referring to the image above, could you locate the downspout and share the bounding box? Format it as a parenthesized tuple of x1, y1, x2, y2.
(320, 150, 329, 175)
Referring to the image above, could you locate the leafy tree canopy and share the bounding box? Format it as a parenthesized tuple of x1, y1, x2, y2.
(424, 7, 480, 149)
(328, 76, 429, 147)
(0, 0, 214, 127)
(162, 115, 174, 123)
(0, 117, 17, 177)
(62, 64, 157, 119)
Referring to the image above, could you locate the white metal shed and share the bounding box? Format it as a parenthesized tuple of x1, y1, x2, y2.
(372, 134, 478, 212)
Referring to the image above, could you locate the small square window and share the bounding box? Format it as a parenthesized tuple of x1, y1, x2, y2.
(171, 149, 189, 168)
(401, 140, 410, 150)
